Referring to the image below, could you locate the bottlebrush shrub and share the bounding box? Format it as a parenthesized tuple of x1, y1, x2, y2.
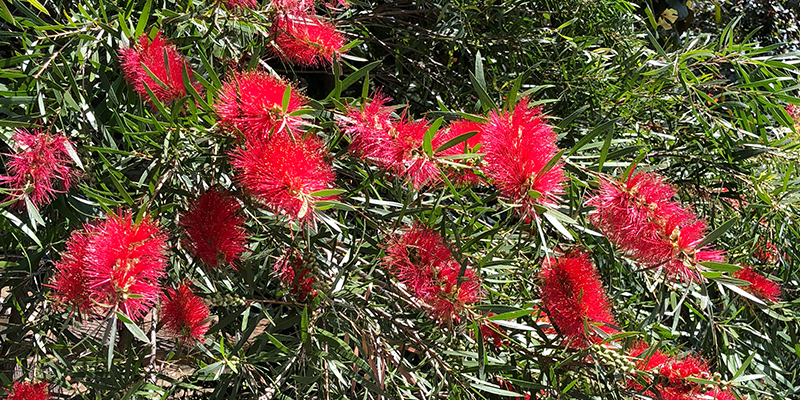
(3, 0, 800, 398)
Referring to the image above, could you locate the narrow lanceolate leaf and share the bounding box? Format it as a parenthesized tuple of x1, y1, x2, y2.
(695, 217, 738, 249)
(423, 117, 443, 157)
(116, 312, 151, 344)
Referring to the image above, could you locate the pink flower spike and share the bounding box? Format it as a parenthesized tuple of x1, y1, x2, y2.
(219, 0, 258, 9)
(215, 70, 308, 139)
(734, 266, 781, 302)
(230, 133, 337, 224)
(481, 97, 565, 216)
(6, 381, 50, 400)
(271, 14, 346, 66)
(47, 224, 96, 318)
(180, 188, 248, 269)
(539, 252, 616, 348)
(118, 31, 202, 105)
(160, 283, 211, 345)
(0, 129, 78, 209)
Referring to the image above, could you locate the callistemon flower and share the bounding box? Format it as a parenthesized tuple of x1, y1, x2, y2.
(657, 355, 711, 399)
(160, 283, 211, 344)
(383, 223, 483, 324)
(481, 97, 565, 216)
(273, 250, 317, 300)
(119, 32, 201, 105)
(48, 225, 95, 317)
(734, 266, 781, 302)
(6, 381, 49, 400)
(229, 133, 337, 224)
(271, 14, 346, 66)
(586, 171, 724, 282)
(382, 115, 450, 189)
(0, 129, 77, 209)
(787, 104, 800, 128)
(180, 188, 248, 269)
(215, 71, 307, 139)
(703, 388, 737, 400)
(338, 92, 398, 168)
(753, 241, 780, 265)
(539, 252, 616, 348)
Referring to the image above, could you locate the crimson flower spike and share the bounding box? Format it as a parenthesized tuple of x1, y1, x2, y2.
(481, 97, 566, 218)
(118, 31, 202, 105)
(180, 187, 248, 269)
(160, 283, 211, 345)
(539, 252, 617, 348)
(5, 381, 50, 400)
(0, 128, 78, 209)
(270, 13, 347, 66)
(586, 170, 725, 282)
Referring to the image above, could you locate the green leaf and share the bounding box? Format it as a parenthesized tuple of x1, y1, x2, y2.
(308, 188, 347, 197)
(281, 84, 292, 113)
(25, 0, 50, 16)
(470, 71, 496, 112)
(434, 129, 478, 153)
(695, 217, 738, 249)
(135, 0, 152, 38)
(597, 127, 614, 171)
(700, 261, 741, 272)
(423, 117, 443, 157)
(340, 60, 381, 93)
(116, 312, 151, 344)
(470, 382, 521, 397)
(488, 309, 534, 320)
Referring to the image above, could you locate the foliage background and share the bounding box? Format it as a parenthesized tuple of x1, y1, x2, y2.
(1, 0, 799, 399)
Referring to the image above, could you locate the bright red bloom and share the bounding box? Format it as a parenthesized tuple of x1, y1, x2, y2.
(48, 225, 95, 317)
(273, 250, 317, 300)
(383, 223, 483, 324)
(86, 210, 168, 321)
(586, 171, 724, 282)
(180, 188, 248, 269)
(753, 241, 780, 265)
(230, 133, 336, 224)
(787, 104, 800, 120)
(6, 381, 49, 400)
(219, 0, 258, 9)
(160, 283, 211, 344)
(119, 32, 201, 105)
(215, 70, 307, 139)
(539, 252, 616, 348)
(447, 119, 484, 150)
(628, 341, 670, 372)
(657, 355, 711, 399)
(734, 266, 781, 302)
(481, 97, 565, 215)
(338, 93, 471, 188)
(0, 129, 77, 209)
(271, 14, 346, 66)
(338, 92, 397, 163)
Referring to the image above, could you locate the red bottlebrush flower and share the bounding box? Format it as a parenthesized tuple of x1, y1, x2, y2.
(338, 92, 398, 165)
(478, 313, 507, 347)
(382, 223, 483, 324)
(47, 225, 96, 317)
(6, 381, 49, 400)
(86, 210, 168, 321)
(218, 0, 258, 9)
(160, 283, 211, 344)
(753, 241, 780, 265)
(273, 250, 317, 300)
(539, 252, 616, 348)
(230, 133, 336, 224)
(481, 97, 565, 216)
(586, 171, 724, 282)
(338, 93, 465, 188)
(48, 210, 166, 321)
(215, 70, 307, 139)
(658, 355, 711, 398)
(271, 14, 346, 66)
(439, 119, 486, 186)
(734, 266, 781, 302)
(447, 119, 484, 150)
(0, 129, 77, 209)
(180, 188, 248, 269)
(119, 32, 201, 105)
(271, 0, 314, 13)
(628, 341, 670, 372)
(787, 104, 800, 121)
